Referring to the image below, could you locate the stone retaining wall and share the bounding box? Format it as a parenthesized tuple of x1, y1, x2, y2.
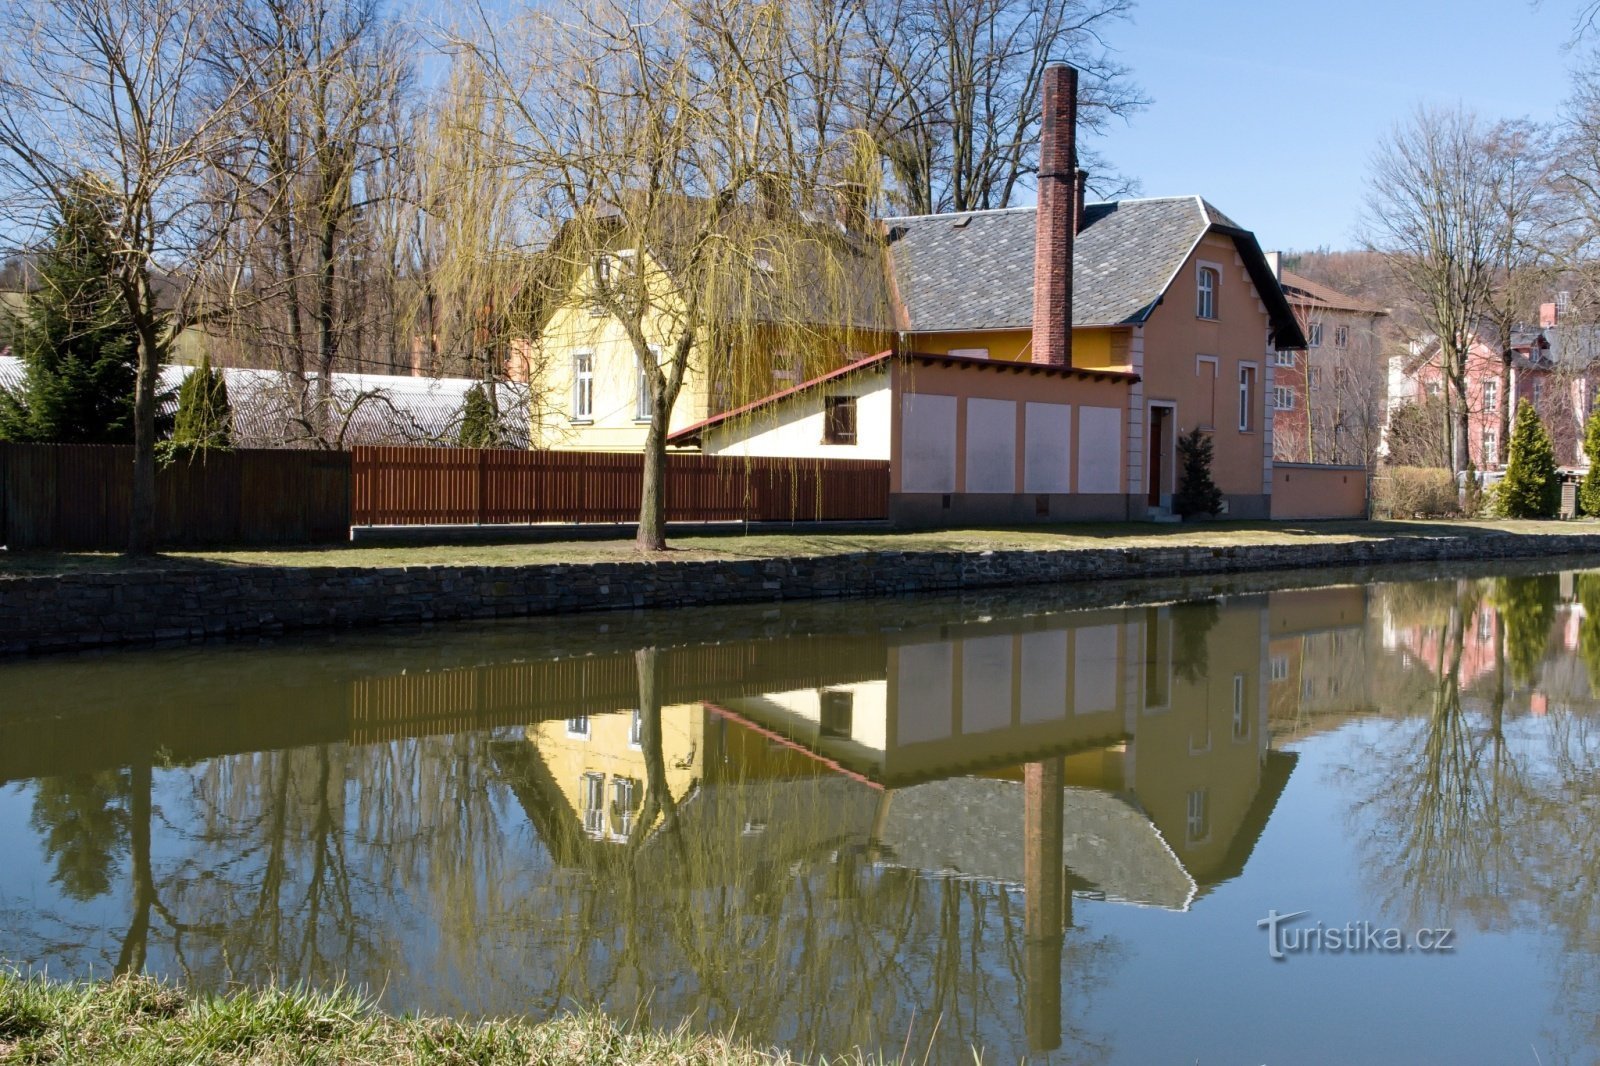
(7, 531, 1600, 656)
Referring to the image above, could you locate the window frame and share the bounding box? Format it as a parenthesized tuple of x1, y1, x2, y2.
(572, 350, 594, 422)
(1307, 322, 1323, 348)
(1482, 377, 1497, 413)
(1334, 324, 1349, 348)
(1273, 385, 1295, 411)
(823, 394, 858, 445)
(1196, 265, 1219, 320)
(635, 347, 660, 422)
(1273, 349, 1295, 367)
(1238, 363, 1258, 432)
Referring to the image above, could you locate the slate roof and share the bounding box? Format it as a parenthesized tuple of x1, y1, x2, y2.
(882, 196, 1303, 345)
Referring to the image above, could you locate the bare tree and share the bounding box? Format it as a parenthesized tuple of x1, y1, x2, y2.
(462, 0, 886, 550)
(205, 0, 413, 445)
(855, 0, 1146, 214)
(1364, 107, 1523, 474)
(1482, 119, 1560, 456)
(0, 0, 245, 551)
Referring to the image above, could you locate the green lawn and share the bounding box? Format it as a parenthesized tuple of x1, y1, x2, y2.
(1, 518, 1595, 575)
(0, 971, 891, 1065)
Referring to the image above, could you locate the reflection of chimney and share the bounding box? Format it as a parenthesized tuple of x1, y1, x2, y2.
(1032, 64, 1078, 367)
(1540, 301, 1558, 329)
(1024, 757, 1066, 1053)
(1265, 251, 1282, 281)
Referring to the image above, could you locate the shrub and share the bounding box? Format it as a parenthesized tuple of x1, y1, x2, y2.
(1580, 407, 1600, 516)
(1497, 398, 1559, 519)
(1173, 427, 1223, 518)
(1375, 466, 1457, 517)
(163, 354, 232, 460)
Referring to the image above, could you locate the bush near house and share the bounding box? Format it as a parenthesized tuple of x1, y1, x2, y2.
(1173, 428, 1223, 518)
(162, 355, 232, 460)
(1580, 408, 1600, 516)
(1374, 466, 1457, 517)
(1497, 399, 1560, 519)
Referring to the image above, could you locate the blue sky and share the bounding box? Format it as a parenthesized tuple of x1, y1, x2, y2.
(1092, 0, 1587, 252)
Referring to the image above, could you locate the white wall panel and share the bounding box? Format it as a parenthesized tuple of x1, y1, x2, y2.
(1023, 402, 1072, 493)
(1077, 405, 1122, 494)
(964, 398, 1017, 494)
(900, 393, 958, 493)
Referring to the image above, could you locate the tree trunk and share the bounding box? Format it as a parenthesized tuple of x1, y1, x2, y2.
(129, 324, 160, 555)
(114, 758, 154, 975)
(1499, 351, 1513, 469)
(637, 417, 667, 551)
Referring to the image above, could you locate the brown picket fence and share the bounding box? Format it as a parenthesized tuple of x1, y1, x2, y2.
(350, 446, 889, 526)
(0, 442, 351, 550)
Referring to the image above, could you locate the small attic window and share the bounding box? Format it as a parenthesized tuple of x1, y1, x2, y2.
(952, 215, 972, 228)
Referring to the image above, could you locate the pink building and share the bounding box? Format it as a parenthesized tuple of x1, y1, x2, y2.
(1386, 301, 1600, 469)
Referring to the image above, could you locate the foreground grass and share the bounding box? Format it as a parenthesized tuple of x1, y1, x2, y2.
(0, 972, 900, 1065)
(2, 517, 1597, 575)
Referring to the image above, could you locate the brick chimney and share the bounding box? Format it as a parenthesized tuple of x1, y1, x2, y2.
(1032, 63, 1078, 367)
(1540, 301, 1559, 328)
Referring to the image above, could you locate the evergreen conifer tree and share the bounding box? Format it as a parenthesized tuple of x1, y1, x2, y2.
(1580, 406, 1600, 516)
(164, 354, 232, 457)
(1497, 398, 1560, 518)
(457, 384, 502, 448)
(0, 182, 145, 443)
(1173, 427, 1223, 518)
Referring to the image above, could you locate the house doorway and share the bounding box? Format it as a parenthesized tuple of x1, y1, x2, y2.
(1148, 403, 1175, 508)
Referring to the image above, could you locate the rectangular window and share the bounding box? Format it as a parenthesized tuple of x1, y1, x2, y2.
(1308, 322, 1323, 347)
(820, 690, 854, 737)
(823, 395, 857, 444)
(636, 354, 652, 421)
(1334, 325, 1349, 348)
(1533, 380, 1544, 404)
(1232, 673, 1250, 740)
(1187, 789, 1210, 843)
(1308, 367, 1321, 390)
(1483, 378, 1498, 413)
(572, 352, 594, 421)
(1272, 385, 1294, 410)
(1483, 428, 1499, 466)
(567, 715, 590, 739)
(1197, 267, 1218, 319)
(772, 349, 798, 384)
(581, 772, 606, 837)
(610, 776, 641, 838)
(1270, 655, 1290, 682)
(629, 709, 643, 749)
(1273, 349, 1295, 367)
(1239, 365, 1256, 431)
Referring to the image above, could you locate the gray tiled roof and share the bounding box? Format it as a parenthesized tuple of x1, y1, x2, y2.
(884, 196, 1236, 332)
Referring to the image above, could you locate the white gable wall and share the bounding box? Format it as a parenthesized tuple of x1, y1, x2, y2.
(699, 374, 891, 459)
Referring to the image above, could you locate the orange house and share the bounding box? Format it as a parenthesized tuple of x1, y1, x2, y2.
(671, 65, 1312, 522)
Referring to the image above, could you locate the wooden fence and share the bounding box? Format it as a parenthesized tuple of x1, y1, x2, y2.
(351, 446, 889, 526)
(0, 442, 887, 549)
(0, 443, 351, 550)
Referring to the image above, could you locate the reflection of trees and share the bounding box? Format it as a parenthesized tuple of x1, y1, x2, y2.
(1354, 572, 1600, 1055)
(29, 770, 131, 901)
(1350, 580, 1528, 927)
(1171, 600, 1220, 683)
(1493, 574, 1560, 687)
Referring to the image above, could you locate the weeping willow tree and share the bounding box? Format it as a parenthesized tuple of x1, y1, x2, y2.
(460, 0, 889, 550)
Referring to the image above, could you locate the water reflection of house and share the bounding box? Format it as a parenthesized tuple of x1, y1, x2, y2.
(1265, 586, 1377, 742)
(495, 593, 1333, 910)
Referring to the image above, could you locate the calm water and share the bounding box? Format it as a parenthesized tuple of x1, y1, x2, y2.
(4, 563, 1600, 1063)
